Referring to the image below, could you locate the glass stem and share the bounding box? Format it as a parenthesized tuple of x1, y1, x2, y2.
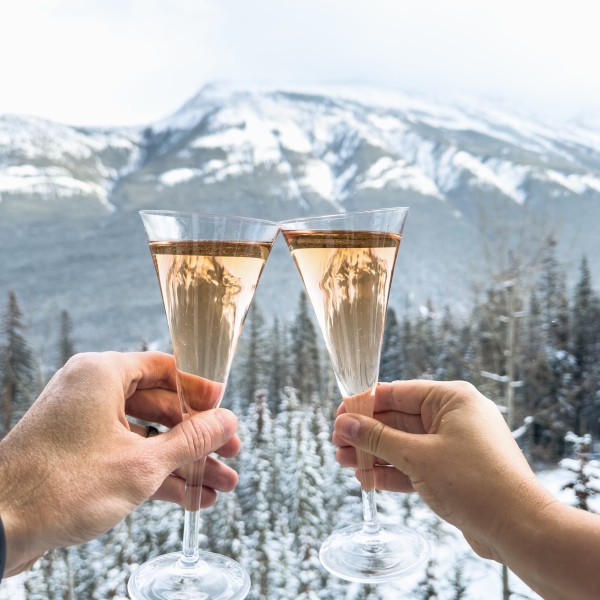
(179, 457, 206, 566)
(361, 489, 381, 536)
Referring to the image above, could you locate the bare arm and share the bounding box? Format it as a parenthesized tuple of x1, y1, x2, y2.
(333, 380, 600, 600)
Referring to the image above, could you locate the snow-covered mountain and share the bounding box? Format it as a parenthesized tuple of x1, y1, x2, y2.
(0, 83, 598, 352)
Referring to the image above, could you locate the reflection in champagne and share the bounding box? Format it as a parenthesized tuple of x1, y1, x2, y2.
(284, 231, 401, 491)
(151, 241, 269, 509)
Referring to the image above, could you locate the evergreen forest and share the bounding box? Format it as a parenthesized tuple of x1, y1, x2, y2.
(1, 237, 600, 599)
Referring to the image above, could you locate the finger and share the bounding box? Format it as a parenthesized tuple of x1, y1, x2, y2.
(126, 388, 182, 428)
(375, 410, 427, 434)
(375, 380, 439, 414)
(214, 435, 241, 459)
(375, 380, 480, 424)
(336, 403, 347, 417)
(336, 447, 390, 468)
(334, 413, 431, 477)
(153, 408, 238, 473)
(355, 466, 415, 493)
(107, 351, 179, 397)
(334, 412, 426, 439)
(150, 475, 217, 508)
(202, 456, 239, 492)
(332, 431, 351, 448)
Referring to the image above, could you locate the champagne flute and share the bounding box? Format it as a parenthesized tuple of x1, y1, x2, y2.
(280, 207, 429, 583)
(128, 210, 279, 600)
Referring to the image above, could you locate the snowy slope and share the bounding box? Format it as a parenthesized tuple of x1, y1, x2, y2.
(0, 83, 599, 352)
(142, 82, 600, 213)
(0, 115, 141, 214)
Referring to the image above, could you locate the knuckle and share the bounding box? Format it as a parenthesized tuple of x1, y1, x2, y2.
(184, 419, 214, 458)
(59, 353, 107, 386)
(446, 380, 478, 400)
(366, 421, 386, 455)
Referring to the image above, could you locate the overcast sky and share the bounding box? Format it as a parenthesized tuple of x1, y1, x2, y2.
(1, 0, 599, 127)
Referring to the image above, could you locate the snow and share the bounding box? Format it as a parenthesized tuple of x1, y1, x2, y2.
(0, 164, 116, 211)
(541, 169, 600, 195)
(4, 83, 600, 212)
(300, 160, 336, 202)
(356, 156, 443, 198)
(158, 167, 201, 186)
(440, 150, 529, 203)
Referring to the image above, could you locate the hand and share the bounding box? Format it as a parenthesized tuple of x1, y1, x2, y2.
(0, 351, 240, 577)
(333, 380, 557, 563)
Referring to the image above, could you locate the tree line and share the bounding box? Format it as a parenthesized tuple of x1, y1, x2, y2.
(1, 236, 599, 599)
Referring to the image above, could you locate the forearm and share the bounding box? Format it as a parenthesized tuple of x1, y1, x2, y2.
(497, 494, 600, 600)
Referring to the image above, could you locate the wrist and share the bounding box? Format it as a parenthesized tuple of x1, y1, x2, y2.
(491, 478, 562, 568)
(0, 496, 41, 578)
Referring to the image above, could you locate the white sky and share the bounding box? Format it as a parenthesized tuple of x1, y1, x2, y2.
(1, 0, 599, 127)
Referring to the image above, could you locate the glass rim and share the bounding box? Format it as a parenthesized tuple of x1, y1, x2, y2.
(139, 209, 279, 227)
(278, 207, 409, 228)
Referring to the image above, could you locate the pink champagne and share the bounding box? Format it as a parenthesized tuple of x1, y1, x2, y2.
(283, 230, 401, 490)
(151, 240, 270, 414)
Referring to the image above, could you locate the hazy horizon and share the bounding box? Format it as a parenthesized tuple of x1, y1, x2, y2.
(1, 0, 600, 127)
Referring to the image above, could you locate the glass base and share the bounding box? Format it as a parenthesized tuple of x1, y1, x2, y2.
(319, 523, 430, 583)
(127, 551, 251, 600)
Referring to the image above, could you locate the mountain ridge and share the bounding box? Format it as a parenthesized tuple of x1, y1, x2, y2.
(0, 83, 598, 355)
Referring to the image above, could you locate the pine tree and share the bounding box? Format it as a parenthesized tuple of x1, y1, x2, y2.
(449, 556, 469, 600)
(571, 257, 600, 436)
(0, 291, 37, 437)
(267, 317, 290, 414)
(291, 293, 322, 404)
(239, 304, 268, 411)
(380, 307, 402, 382)
(561, 432, 600, 512)
(57, 310, 75, 369)
(204, 491, 248, 566)
(293, 406, 326, 598)
(237, 389, 275, 599)
(413, 559, 439, 599)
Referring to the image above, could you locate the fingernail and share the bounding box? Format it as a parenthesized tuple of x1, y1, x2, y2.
(215, 409, 236, 441)
(337, 415, 360, 439)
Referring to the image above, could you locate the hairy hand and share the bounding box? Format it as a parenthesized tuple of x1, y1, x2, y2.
(0, 351, 240, 577)
(333, 380, 557, 563)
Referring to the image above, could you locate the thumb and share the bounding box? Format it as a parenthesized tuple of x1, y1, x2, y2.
(334, 413, 427, 477)
(153, 408, 237, 473)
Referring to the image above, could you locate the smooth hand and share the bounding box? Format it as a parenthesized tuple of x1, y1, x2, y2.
(0, 352, 239, 577)
(333, 380, 556, 563)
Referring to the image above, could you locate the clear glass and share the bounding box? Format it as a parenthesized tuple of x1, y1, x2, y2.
(128, 210, 279, 600)
(280, 207, 430, 583)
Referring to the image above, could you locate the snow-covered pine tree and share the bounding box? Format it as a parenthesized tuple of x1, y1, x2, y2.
(561, 432, 600, 512)
(291, 292, 322, 404)
(571, 257, 600, 436)
(0, 290, 37, 437)
(237, 389, 275, 599)
(267, 509, 299, 599)
(239, 304, 268, 411)
(538, 239, 574, 437)
(204, 489, 248, 567)
(57, 310, 75, 369)
(273, 385, 300, 519)
(380, 307, 402, 382)
(265, 385, 302, 598)
(449, 556, 469, 600)
(352, 584, 382, 600)
(293, 407, 326, 599)
(413, 559, 439, 599)
(267, 316, 290, 415)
